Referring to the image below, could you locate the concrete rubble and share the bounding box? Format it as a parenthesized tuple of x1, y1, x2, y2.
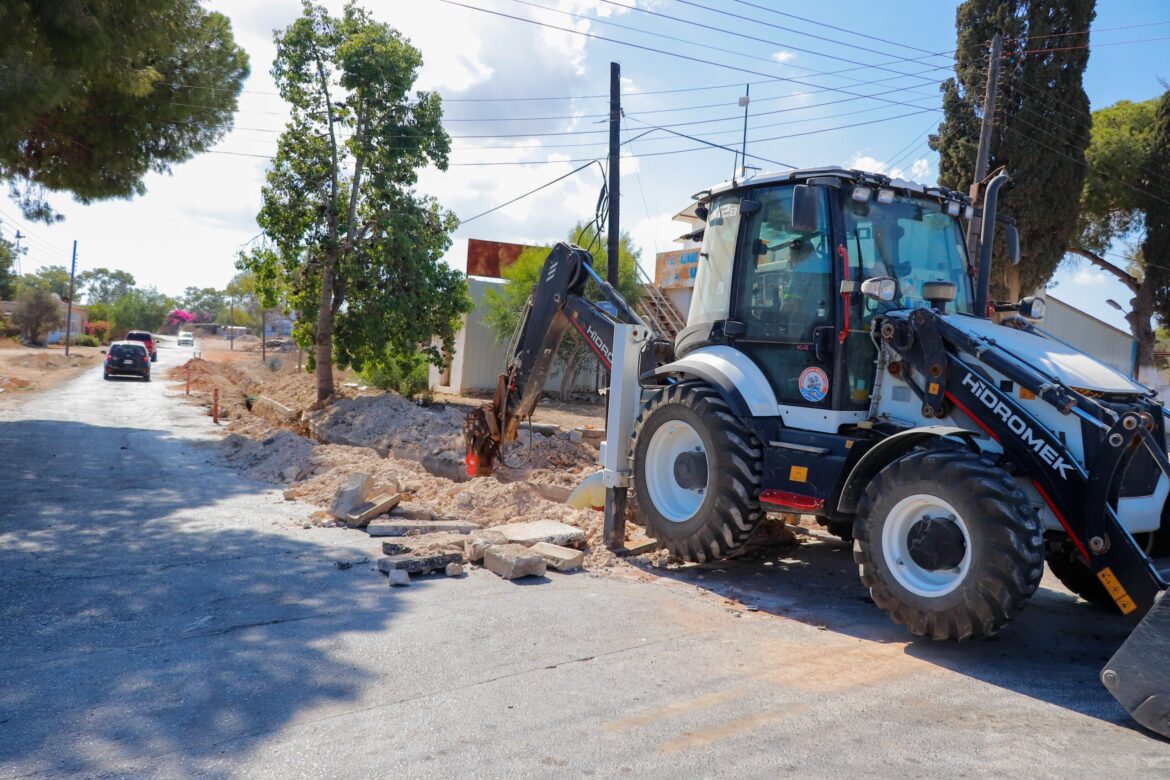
(345, 492, 401, 528)
(329, 472, 373, 518)
(530, 542, 584, 572)
(367, 518, 479, 537)
(483, 543, 547, 580)
(496, 520, 587, 548)
(378, 551, 463, 575)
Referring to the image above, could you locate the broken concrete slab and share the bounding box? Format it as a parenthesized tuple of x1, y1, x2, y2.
(344, 492, 401, 528)
(483, 543, 547, 580)
(465, 529, 508, 562)
(530, 541, 584, 572)
(378, 551, 463, 574)
(391, 503, 434, 522)
(445, 562, 465, 577)
(387, 569, 411, 586)
(496, 520, 587, 549)
(420, 454, 470, 483)
(367, 518, 479, 537)
(329, 472, 372, 518)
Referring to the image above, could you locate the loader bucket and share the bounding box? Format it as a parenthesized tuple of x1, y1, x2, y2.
(1102, 593, 1170, 739)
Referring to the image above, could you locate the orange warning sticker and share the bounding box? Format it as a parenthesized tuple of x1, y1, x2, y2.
(1097, 567, 1138, 614)
(928, 382, 940, 395)
(1020, 386, 1036, 400)
(789, 466, 808, 483)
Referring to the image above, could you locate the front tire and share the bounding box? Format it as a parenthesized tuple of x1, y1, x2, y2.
(854, 449, 1044, 640)
(632, 382, 764, 562)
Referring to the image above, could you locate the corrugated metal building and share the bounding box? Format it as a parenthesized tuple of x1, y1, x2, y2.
(430, 277, 510, 394)
(1041, 295, 1136, 378)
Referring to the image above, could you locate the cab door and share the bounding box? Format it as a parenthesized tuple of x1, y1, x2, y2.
(729, 185, 835, 408)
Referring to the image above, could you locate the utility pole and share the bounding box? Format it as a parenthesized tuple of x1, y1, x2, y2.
(966, 32, 1002, 260)
(261, 309, 267, 363)
(604, 61, 626, 550)
(736, 84, 751, 179)
(63, 240, 77, 356)
(13, 231, 24, 276)
(230, 296, 236, 350)
(606, 61, 621, 290)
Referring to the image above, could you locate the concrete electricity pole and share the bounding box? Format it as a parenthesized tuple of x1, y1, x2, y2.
(63, 240, 77, 356)
(966, 33, 1002, 261)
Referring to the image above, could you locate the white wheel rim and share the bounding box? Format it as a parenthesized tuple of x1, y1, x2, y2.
(644, 419, 707, 523)
(881, 494, 971, 598)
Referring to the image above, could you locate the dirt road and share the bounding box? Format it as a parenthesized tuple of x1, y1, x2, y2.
(2, 340, 1169, 777)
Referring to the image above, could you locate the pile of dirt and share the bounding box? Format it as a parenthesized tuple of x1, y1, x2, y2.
(221, 430, 318, 483)
(310, 394, 466, 460)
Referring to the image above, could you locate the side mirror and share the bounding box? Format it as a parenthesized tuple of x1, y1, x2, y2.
(1005, 224, 1020, 265)
(860, 276, 898, 302)
(695, 204, 709, 222)
(1018, 296, 1045, 320)
(791, 184, 819, 233)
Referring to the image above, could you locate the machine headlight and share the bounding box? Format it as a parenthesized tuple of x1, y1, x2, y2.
(946, 201, 961, 216)
(851, 185, 872, 202)
(876, 188, 895, 204)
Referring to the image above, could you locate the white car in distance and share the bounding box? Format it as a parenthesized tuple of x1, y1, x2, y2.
(177, 331, 195, 346)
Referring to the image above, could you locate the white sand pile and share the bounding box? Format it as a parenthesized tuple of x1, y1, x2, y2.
(221, 430, 318, 483)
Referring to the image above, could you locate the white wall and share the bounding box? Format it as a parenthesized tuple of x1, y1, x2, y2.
(1041, 296, 1136, 378)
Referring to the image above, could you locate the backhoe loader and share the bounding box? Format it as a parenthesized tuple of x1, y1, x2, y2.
(464, 166, 1170, 738)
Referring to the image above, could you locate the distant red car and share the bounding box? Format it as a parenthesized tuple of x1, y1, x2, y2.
(124, 330, 157, 361)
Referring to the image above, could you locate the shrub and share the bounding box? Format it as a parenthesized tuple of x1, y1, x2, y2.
(358, 350, 432, 399)
(86, 320, 113, 342)
(71, 334, 100, 347)
(266, 357, 283, 372)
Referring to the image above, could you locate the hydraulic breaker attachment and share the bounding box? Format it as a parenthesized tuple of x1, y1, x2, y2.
(1103, 591, 1170, 739)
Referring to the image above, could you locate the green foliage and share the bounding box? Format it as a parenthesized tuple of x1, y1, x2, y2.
(71, 334, 99, 347)
(86, 319, 113, 342)
(86, 302, 112, 324)
(240, 2, 468, 402)
(12, 286, 62, 344)
(18, 265, 73, 298)
(931, 0, 1096, 294)
(78, 268, 135, 305)
(358, 349, 430, 398)
(180, 286, 227, 322)
(0, 2, 249, 221)
(1146, 90, 1170, 324)
(110, 288, 171, 335)
(483, 224, 643, 399)
(0, 234, 17, 299)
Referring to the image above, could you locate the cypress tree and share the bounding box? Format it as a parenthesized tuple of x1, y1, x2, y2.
(931, 0, 1095, 300)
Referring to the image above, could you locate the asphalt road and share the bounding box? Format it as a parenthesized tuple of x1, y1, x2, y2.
(2, 339, 1169, 777)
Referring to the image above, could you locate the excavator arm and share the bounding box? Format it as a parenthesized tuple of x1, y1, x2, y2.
(463, 242, 660, 477)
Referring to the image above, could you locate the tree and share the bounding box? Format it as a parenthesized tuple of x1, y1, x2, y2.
(180, 286, 227, 323)
(110, 288, 172, 335)
(18, 265, 74, 299)
(1, 2, 249, 222)
(1146, 90, 1170, 364)
(223, 270, 260, 329)
(242, 3, 469, 403)
(484, 225, 643, 401)
(12, 287, 62, 345)
(1068, 95, 1169, 378)
(78, 268, 135, 305)
(0, 233, 16, 299)
(931, 0, 1096, 301)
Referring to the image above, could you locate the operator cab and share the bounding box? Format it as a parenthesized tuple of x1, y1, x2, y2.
(679, 167, 975, 417)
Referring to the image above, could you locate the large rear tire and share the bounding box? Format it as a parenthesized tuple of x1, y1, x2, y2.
(632, 382, 764, 562)
(854, 448, 1044, 640)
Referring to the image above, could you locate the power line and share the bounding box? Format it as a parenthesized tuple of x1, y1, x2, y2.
(437, 0, 949, 119)
(727, 0, 953, 58)
(1012, 35, 1170, 55)
(460, 160, 605, 224)
(597, 0, 944, 87)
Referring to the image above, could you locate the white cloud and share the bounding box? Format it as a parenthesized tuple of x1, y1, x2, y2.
(771, 51, 797, 63)
(627, 210, 686, 275)
(848, 153, 933, 184)
(1071, 268, 1110, 286)
(909, 157, 932, 183)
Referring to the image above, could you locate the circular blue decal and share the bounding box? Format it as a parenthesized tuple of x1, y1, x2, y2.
(798, 366, 829, 403)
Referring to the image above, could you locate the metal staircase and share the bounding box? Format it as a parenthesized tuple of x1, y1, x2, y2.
(635, 265, 686, 341)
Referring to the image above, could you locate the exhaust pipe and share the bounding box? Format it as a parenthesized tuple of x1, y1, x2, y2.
(973, 172, 1011, 318)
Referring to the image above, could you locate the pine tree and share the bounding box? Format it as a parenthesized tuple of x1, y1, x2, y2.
(931, 0, 1095, 300)
(1146, 90, 1170, 330)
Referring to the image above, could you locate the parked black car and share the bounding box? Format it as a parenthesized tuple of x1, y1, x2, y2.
(104, 341, 151, 381)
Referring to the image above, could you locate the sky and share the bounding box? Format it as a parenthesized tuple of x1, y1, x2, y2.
(2, 0, 1168, 333)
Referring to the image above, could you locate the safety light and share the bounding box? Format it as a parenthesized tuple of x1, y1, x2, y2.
(851, 185, 872, 202)
(964, 204, 975, 220)
(465, 452, 478, 477)
(876, 188, 895, 204)
(946, 201, 961, 217)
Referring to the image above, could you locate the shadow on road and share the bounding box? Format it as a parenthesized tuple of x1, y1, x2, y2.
(0, 419, 397, 776)
(631, 526, 1136, 730)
